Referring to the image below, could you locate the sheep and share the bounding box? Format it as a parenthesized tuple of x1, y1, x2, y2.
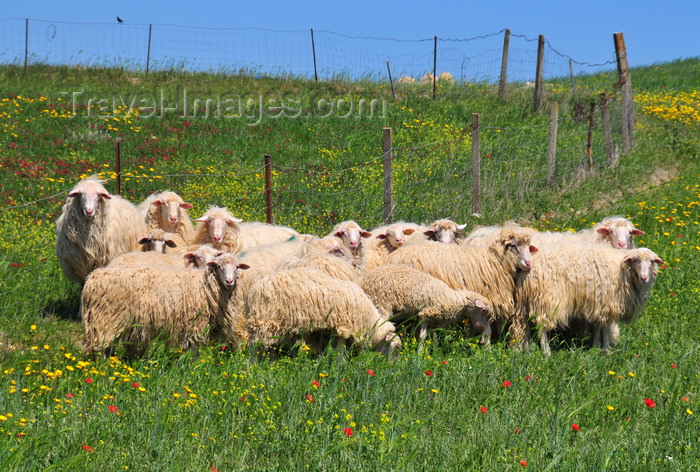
(361, 222, 421, 271)
(438, 72, 455, 84)
(183, 245, 224, 268)
(329, 220, 372, 256)
(386, 226, 538, 348)
(138, 190, 195, 245)
(398, 76, 417, 84)
(192, 206, 299, 253)
(245, 267, 400, 358)
(277, 236, 361, 284)
(138, 228, 183, 253)
(362, 264, 492, 345)
(108, 244, 221, 269)
(421, 72, 435, 84)
(82, 253, 250, 357)
(55, 176, 147, 284)
(515, 245, 663, 355)
(422, 218, 468, 244)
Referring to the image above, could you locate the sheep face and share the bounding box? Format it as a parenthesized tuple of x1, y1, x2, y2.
(207, 255, 250, 289)
(496, 235, 537, 271)
(320, 237, 355, 265)
(196, 214, 241, 245)
(68, 180, 111, 219)
(377, 225, 416, 248)
(334, 226, 371, 253)
(624, 249, 662, 285)
(597, 221, 644, 249)
(184, 246, 223, 268)
(138, 232, 177, 253)
(152, 196, 193, 229)
(424, 220, 467, 244)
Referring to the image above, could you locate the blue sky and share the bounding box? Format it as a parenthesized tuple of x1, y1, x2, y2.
(2, 1, 698, 79)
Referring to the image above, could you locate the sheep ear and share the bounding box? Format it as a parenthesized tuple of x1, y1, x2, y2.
(227, 218, 242, 226)
(238, 263, 250, 270)
(215, 251, 224, 257)
(151, 199, 164, 207)
(360, 231, 372, 238)
(457, 223, 468, 231)
(596, 227, 611, 235)
(623, 255, 634, 263)
(138, 237, 150, 245)
(68, 190, 80, 197)
(206, 260, 218, 268)
(376, 234, 388, 240)
(423, 229, 436, 237)
(194, 215, 209, 223)
(180, 202, 193, 210)
(403, 228, 416, 235)
(164, 239, 178, 248)
(333, 230, 345, 238)
(99, 192, 112, 200)
(475, 299, 487, 310)
(529, 245, 538, 254)
(653, 257, 664, 264)
(184, 253, 197, 262)
(631, 229, 645, 236)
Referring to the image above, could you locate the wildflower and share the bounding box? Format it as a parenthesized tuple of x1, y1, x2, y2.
(312, 379, 320, 389)
(82, 444, 94, 453)
(515, 428, 521, 434)
(366, 369, 375, 376)
(65, 392, 75, 399)
(16, 432, 25, 437)
(571, 423, 580, 432)
(343, 427, 353, 437)
(132, 382, 139, 388)
(524, 375, 534, 381)
(520, 460, 527, 467)
(30, 325, 36, 330)
(682, 397, 688, 402)
(480, 406, 487, 414)
(644, 398, 656, 408)
(211, 468, 220, 472)
(85, 377, 93, 384)
(670, 363, 677, 368)
(686, 409, 693, 415)
(441, 360, 447, 365)
(305, 394, 314, 403)
(425, 370, 433, 377)
(108, 405, 120, 414)
(608, 371, 616, 375)
(607, 405, 615, 411)
(501, 380, 512, 388)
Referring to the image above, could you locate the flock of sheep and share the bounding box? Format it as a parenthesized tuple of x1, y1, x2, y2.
(55, 175, 663, 359)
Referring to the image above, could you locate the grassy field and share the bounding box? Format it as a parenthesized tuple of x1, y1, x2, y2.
(0, 58, 697, 470)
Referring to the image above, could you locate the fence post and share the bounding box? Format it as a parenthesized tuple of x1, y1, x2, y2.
(382, 127, 394, 224)
(546, 102, 559, 185)
(569, 59, 578, 103)
(145, 24, 153, 77)
(432, 36, 438, 99)
(600, 92, 615, 167)
(386, 61, 396, 100)
(586, 102, 595, 170)
(24, 19, 29, 71)
(310, 28, 318, 82)
(115, 138, 123, 196)
(264, 154, 273, 224)
(614, 32, 634, 150)
(471, 113, 481, 216)
(498, 28, 510, 100)
(533, 34, 545, 112)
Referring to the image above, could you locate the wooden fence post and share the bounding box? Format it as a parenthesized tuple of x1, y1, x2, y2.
(145, 24, 153, 77)
(533, 34, 545, 112)
(586, 102, 595, 170)
(310, 29, 319, 82)
(264, 154, 273, 224)
(386, 61, 396, 100)
(432, 36, 438, 100)
(614, 32, 634, 150)
(600, 92, 615, 167)
(115, 138, 123, 196)
(24, 19, 29, 71)
(382, 127, 394, 224)
(471, 113, 481, 215)
(498, 28, 510, 100)
(546, 102, 559, 185)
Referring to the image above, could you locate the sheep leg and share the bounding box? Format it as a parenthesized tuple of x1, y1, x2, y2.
(601, 324, 612, 353)
(332, 337, 347, 361)
(539, 328, 551, 357)
(467, 311, 491, 346)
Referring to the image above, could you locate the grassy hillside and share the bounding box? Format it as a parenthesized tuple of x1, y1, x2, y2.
(0, 58, 697, 470)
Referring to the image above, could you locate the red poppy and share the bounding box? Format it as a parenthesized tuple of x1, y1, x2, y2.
(366, 369, 375, 376)
(515, 428, 521, 434)
(210, 468, 219, 472)
(82, 444, 94, 453)
(524, 375, 533, 381)
(11, 263, 18, 268)
(682, 397, 689, 402)
(312, 379, 320, 388)
(65, 392, 75, 399)
(108, 405, 119, 413)
(480, 406, 487, 414)
(670, 363, 677, 368)
(520, 460, 527, 467)
(644, 398, 656, 408)
(16, 432, 25, 437)
(305, 394, 314, 403)
(85, 378, 92, 384)
(132, 382, 139, 388)
(571, 423, 580, 432)
(343, 427, 353, 437)
(501, 380, 512, 388)
(425, 370, 433, 377)
(441, 360, 448, 365)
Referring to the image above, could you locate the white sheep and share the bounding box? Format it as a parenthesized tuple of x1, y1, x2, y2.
(138, 190, 195, 245)
(438, 71, 455, 84)
(397, 76, 417, 84)
(82, 253, 250, 357)
(386, 226, 538, 348)
(329, 220, 372, 256)
(422, 218, 467, 244)
(245, 268, 401, 358)
(361, 222, 421, 271)
(515, 245, 662, 355)
(239, 221, 301, 249)
(55, 176, 147, 284)
(362, 264, 491, 345)
(138, 228, 183, 253)
(277, 236, 361, 284)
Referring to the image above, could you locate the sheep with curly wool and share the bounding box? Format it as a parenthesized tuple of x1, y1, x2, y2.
(245, 268, 400, 358)
(82, 253, 249, 357)
(386, 226, 538, 348)
(362, 264, 492, 345)
(55, 176, 147, 284)
(277, 236, 361, 283)
(138, 190, 195, 245)
(361, 221, 422, 271)
(515, 245, 662, 355)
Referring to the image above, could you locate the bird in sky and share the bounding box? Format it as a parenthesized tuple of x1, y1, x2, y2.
(117, 17, 124, 23)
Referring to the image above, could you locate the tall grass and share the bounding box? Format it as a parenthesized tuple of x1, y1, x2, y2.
(0, 59, 697, 470)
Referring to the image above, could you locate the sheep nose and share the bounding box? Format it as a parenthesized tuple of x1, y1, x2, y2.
(640, 275, 648, 282)
(619, 242, 627, 248)
(213, 235, 222, 242)
(226, 278, 234, 285)
(169, 216, 178, 223)
(85, 208, 94, 215)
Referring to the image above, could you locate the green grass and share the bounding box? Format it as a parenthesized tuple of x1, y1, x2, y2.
(0, 58, 697, 470)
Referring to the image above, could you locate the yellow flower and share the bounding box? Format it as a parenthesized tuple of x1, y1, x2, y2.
(608, 371, 616, 375)
(30, 325, 36, 330)
(687, 409, 693, 415)
(607, 405, 615, 411)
